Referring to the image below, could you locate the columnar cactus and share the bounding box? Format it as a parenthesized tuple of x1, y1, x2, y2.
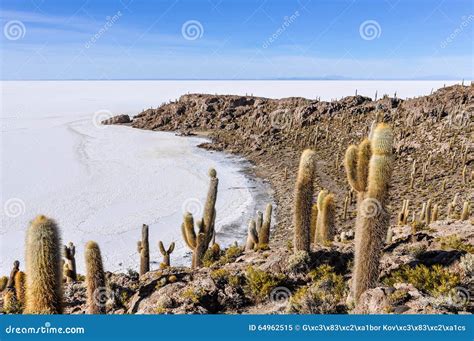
(258, 204, 273, 245)
(431, 204, 439, 222)
(255, 211, 263, 232)
(14, 271, 26, 308)
(293, 149, 317, 252)
(63, 242, 77, 282)
(158, 241, 175, 267)
(25, 215, 62, 314)
(309, 203, 318, 244)
(6, 260, 19, 290)
(315, 190, 335, 244)
(85, 241, 106, 314)
(0, 276, 7, 291)
(344, 124, 394, 302)
(137, 224, 150, 276)
(461, 201, 470, 221)
(181, 169, 218, 268)
(245, 220, 258, 250)
(397, 199, 409, 225)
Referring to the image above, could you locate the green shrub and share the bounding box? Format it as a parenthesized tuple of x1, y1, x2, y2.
(244, 266, 285, 301)
(382, 264, 460, 297)
(436, 235, 474, 253)
(288, 265, 347, 314)
(217, 245, 243, 265)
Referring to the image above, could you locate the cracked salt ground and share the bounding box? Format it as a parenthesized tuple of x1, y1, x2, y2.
(0, 81, 272, 274)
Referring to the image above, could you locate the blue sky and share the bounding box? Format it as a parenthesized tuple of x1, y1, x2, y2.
(0, 0, 472, 80)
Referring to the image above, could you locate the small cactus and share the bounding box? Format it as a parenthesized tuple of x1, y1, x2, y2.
(461, 202, 470, 221)
(245, 220, 258, 250)
(293, 149, 317, 252)
(0, 276, 7, 291)
(158, 241, 175, 267)
(85, 241, 106, 314)
(137, 224, 150, 276)
(385, 226, 393, 244)
(25, 215, 62, 314)
(6, 260, 19, 290)
(14, 271, 26, 309)
(258, 204, 273, 245)
(63, 242, 77, 282)
(315, 190, 335, 244)
(431, 204, 439, 222)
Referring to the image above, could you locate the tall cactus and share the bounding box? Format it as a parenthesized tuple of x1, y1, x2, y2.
(293, 149, 317, 252)
(63, 242, 77, 282)
(0, 276, 7, 292)
(158, 241, 175, 267)
(25, 215, 62, 314)
(85, 241, 106, 314)
(181, 169, 218, 268)
(315, 190, 335, 244)
(344, 124, 394, 302)
(137, 224, 150, 276)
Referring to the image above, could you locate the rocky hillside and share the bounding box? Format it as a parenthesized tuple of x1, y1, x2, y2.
(2, 84, 472, 315)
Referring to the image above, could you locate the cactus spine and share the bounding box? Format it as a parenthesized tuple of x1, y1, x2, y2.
(158, 241, 175, 267)
(25, 215, 62, 314)
(315, 190, 335, 244)
(293, 149, 317, 252)
(345, 124, 394, 303)
(137, 224, 150, 276)
(63, 242, 77, 282)
(181, 169, 218, 268)
(85, 241, 106, 314)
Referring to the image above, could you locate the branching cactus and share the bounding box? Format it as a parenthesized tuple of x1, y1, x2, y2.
(315, 190, 335, 244)
(137, 224, 150, 276)
(255, 211, 263, 233)
(63, 242, 77, 282)
(344, 124, 394, 303)
(85, 241, 106, 314)
(25, 215, 62, 314)
(158, 241, 175, 267)
(293, 149, 317, 252)
(181, 168, 219, 268)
